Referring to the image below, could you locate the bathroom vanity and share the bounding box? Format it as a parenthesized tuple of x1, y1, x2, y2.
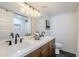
(0, 36, 55, 57)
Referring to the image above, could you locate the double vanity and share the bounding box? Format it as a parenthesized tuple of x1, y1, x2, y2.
(0, 36, 55, 57)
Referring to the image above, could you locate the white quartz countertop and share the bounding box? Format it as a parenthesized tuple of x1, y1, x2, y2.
(0, 36, 55, 57)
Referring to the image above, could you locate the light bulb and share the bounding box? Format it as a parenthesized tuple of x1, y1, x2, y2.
(25, 5, 30, 16)
(20, 7, 25, 13)
(30, 8, 33, 17)
(34, 10, 37, 18)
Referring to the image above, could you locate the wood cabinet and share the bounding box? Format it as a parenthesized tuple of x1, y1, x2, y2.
(26, 48, 41, 57)
(48, 39, 55, 57)
(25, 39, 55, 57)
(40, 43, 49, 57)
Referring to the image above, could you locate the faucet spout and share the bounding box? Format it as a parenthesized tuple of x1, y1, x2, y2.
(15, 33, 20, 44)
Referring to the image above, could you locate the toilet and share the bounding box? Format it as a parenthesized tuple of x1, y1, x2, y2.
(55, 42, 62, 54)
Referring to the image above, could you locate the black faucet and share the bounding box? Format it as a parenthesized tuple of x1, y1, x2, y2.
(15, 33, 20, 44)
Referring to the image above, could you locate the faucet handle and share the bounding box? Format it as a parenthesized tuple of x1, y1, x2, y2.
(20, 38, 23, 43)
(5, 40, 12, 46)
(10, 33, 14, 38)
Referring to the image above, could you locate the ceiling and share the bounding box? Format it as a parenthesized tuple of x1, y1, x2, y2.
(28, 2, 79, 16)
(0, 2, 79, 17)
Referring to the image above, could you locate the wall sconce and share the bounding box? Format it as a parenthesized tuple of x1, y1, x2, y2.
(46, 20, 50, 29)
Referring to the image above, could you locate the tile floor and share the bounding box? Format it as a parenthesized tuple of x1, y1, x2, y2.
(56, 50, 76, 57)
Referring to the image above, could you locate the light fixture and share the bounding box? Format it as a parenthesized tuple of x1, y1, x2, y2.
(17, 2, 41, 18)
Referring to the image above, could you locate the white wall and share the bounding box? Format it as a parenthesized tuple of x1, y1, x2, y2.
(49, 12, 77, 54)
(76, 7, 79, 57)
(0, 8, 14, 39)
(36, 17, 46, 33)
(31, 17, 47, 35)
(33, 16, 50, 36)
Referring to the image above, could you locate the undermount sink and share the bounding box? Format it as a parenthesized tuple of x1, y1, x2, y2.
(1, 37, 33, 52)
(0, 40, 33, 57)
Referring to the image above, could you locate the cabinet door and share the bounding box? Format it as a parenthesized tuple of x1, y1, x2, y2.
(26, 48, 40, 57)
(40, 43, 49, 57)
(48, 39, 55, 57)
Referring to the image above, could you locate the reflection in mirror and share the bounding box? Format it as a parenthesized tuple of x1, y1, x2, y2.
(13, 15, 32, 37)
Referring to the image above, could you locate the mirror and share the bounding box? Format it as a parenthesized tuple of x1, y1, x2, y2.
(13, 14, 32, 37)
